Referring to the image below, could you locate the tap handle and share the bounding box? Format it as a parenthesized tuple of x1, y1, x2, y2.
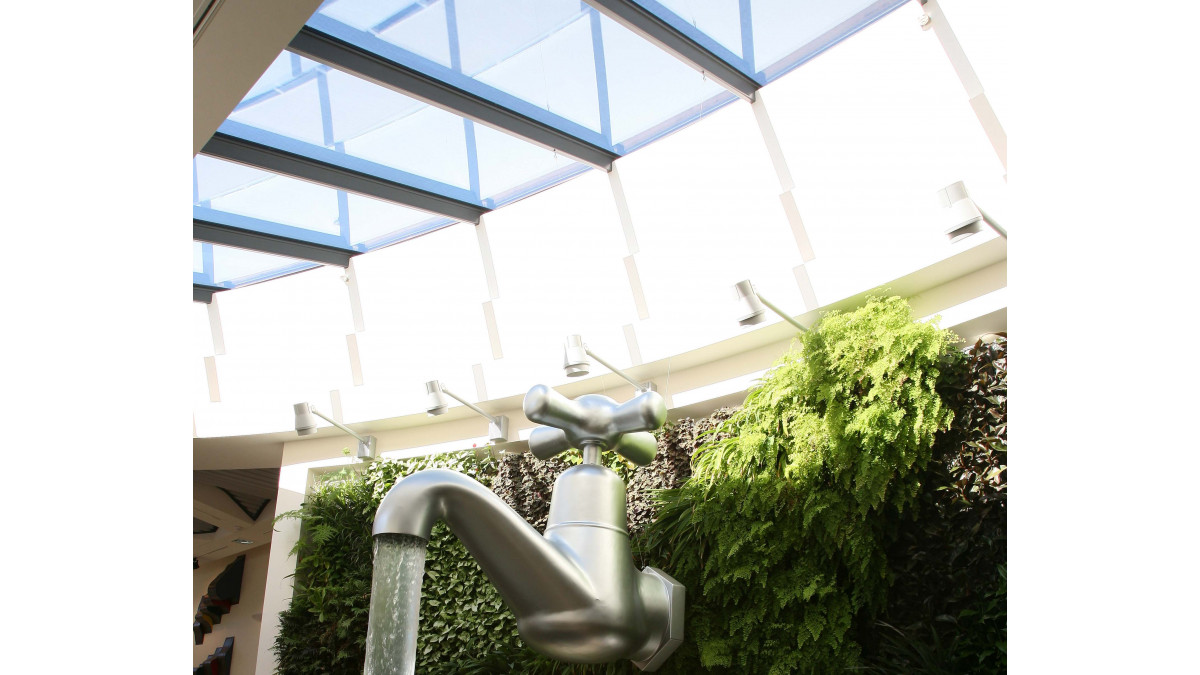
(528, 426, 571, 461)
(612, 390, 668, 434)
(524, 384, 588, 432)
(612, 431, 658, 466)
(523, 385, 667, 466)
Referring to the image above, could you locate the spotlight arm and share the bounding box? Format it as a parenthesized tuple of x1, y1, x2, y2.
(976, 205, 1007, 239)
(307, 405, 371, 445)
(754, 292, 808, 332)
(583, 346, 648, 392)
(438, 385, 501, 425)
(306, 404, 377, 460)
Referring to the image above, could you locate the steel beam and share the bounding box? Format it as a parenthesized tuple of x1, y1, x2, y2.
(289, 26, 620, 171)
(194, 284, 226, 304)
(201, 132, 489, 223)
(194, 219, 357, 267)
(582, 0, 760, 101)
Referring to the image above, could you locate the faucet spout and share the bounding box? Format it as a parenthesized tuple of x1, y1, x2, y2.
(373, 468, 594, 616)
(372, 464, 684, 668)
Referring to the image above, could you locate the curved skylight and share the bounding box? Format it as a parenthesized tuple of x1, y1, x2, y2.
(194, 0, 910, 297)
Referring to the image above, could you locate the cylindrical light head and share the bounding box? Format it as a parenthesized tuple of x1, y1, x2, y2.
(563, 334, 591, 377)
(294, 402, 318, 436)
(425, 380, 450, 416)
(939, 181, 984, 243)
(734, 280, 768, 326)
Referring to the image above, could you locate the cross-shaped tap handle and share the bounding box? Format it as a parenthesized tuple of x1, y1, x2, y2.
(523, 384, 667, 465)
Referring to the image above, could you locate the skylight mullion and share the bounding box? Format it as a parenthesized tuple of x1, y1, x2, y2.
(194, 217, 359, 267)
(202, 129, 489, 223)
(194, 283, 225, 303)
(290, 24, 619, 171)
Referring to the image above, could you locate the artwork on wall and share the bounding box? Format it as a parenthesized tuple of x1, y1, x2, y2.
(193, 555, 245, 645)
(194, 637, 234, 675)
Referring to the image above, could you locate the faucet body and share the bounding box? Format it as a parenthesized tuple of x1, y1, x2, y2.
(371, 387, 684, 670)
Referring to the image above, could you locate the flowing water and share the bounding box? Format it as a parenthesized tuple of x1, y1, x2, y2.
(364, 534, 428, 675)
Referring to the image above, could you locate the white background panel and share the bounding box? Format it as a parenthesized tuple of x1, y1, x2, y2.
(210, 265, 356, 413)
(481, 169, 634, 398)
(761, 2, 1007, 304)
(615, 100, 807, 361)
(346, 222, 492, 422)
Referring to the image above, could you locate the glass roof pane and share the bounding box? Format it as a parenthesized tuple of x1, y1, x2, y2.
(194, 242, 320, 289)
(219, 47, 592, 207)
(630, 0, 908, 84)
(308, 0, 738, 153)
(598, 13, 736, 153)
(472, 122, 589, 208)
(650, 0, 749, 63)
(750, 0, 906, 81)
(193, 155, 457, 251)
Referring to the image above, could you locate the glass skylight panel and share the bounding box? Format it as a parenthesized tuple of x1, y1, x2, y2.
(193, 242, 319, 289)
(194, 155, 457, 253)
(630, 0, 908, 84)
(647, 0, 750, 65)
(220, 47, 590, 207)
(597, 13, 734, 153)
(307, 0, 739, 154)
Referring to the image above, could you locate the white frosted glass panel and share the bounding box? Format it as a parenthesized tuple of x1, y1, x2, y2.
(194, 356, 213, 408)
(193, 302, 214, 357)
(209, 266, 357, 407)
(761, 3, 1006, 304)
(613, 101, 806, 362)
(937, 0, 1011, 126)
(481, 170, 634, 399)
(346, 223, 492, 422)
(194, 399, 306, 437)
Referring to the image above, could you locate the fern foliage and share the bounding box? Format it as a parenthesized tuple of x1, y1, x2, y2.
(645, 296, 957, 673)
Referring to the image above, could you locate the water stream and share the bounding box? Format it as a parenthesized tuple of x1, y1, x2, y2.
(364, 534, 428, 675)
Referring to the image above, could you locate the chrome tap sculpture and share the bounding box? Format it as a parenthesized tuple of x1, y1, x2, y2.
(372, 384, 684, 670)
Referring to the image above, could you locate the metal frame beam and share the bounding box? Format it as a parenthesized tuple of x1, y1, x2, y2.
(201, 132, 489, 223)
(289, 27, 620, 171)
(194, 218, 358, 267)
(582, 0, 760, 101)
(194, 284, 226, 304)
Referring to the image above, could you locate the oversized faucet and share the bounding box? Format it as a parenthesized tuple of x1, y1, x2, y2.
(372, 384, 684, 670)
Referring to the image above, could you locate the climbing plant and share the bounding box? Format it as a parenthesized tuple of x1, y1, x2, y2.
(643, 296, 958, 673)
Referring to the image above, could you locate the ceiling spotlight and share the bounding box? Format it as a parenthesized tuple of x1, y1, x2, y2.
(292, 402, 378, 461)
(425, 380, 452, 416)
(423, 380, 510, 443)
(937, 181, 1007, 242)
(562, 335, 655, 392)
(733, 280, 807, 332)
